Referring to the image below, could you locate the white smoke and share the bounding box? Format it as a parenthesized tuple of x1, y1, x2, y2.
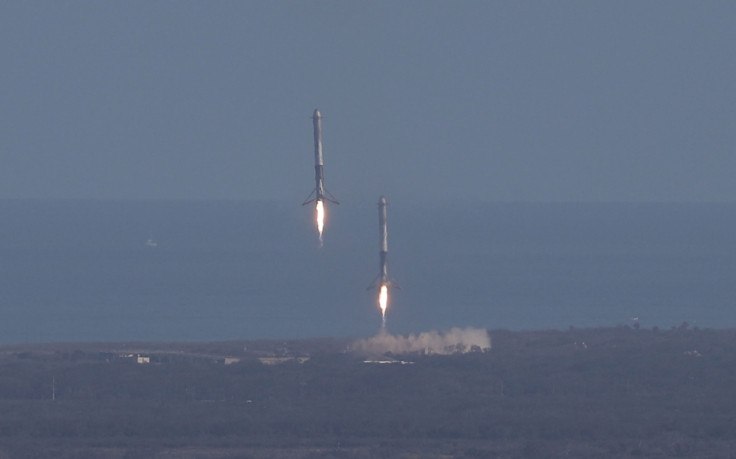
(353, 327, 491, 356)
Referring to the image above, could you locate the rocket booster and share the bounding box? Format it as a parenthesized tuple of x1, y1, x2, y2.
(369, 196, 398, 290)
(378, 196, 389, 283)
(303, 109, 338, 205)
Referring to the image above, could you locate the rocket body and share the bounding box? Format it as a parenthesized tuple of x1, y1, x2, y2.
(370, 196, 398, 290)
(313, 109, 324, 167)
(313, 109, 325, 198)
(304, 109, 338, 205)
(378, 196, 389, 284)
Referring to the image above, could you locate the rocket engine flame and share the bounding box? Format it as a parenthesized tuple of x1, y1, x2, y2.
(379, 284, 388, 326)
(316, 200, 325, 244)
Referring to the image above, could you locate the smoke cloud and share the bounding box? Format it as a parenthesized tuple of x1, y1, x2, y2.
(353, 327, 491, 356)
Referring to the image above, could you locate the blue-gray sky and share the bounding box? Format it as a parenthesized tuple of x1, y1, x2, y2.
(1, 1, 734, 203)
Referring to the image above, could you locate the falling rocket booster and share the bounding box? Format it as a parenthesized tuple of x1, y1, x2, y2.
(369, 196, 399, 290)
(303, 109, 339, 206)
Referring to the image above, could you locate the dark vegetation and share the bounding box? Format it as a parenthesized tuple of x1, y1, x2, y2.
(2, 325, 736, 458)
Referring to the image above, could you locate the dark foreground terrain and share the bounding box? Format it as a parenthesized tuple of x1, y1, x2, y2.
(1, 325, 736, 458)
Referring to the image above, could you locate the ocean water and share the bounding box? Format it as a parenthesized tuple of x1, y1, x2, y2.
(0, 200, 734, 344)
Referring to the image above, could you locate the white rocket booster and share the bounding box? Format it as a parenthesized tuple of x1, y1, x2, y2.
(369, 196, 399, 290)
(303, 109, 338, 205)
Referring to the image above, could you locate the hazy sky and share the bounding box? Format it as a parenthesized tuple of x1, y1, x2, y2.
(1, 1, 734, 203)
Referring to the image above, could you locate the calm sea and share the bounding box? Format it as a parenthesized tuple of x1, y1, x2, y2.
(0, 200, 734, 344)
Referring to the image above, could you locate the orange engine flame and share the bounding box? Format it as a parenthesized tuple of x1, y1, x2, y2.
(379, 284, 388, 322)
(315, 200, 325, 239)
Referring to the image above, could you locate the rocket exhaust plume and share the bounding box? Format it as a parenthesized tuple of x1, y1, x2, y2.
(315, 200, 325, 246)
(303, 109, 338, 245)
(379, 284, 388, 327)
(369, 196, 399, 327)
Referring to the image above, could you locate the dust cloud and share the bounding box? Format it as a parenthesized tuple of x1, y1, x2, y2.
(353, 327, 491, 356)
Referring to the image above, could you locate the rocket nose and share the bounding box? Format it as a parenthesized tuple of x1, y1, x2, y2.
(379, 196, 387, 205)
(313, 109, 321, 118)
